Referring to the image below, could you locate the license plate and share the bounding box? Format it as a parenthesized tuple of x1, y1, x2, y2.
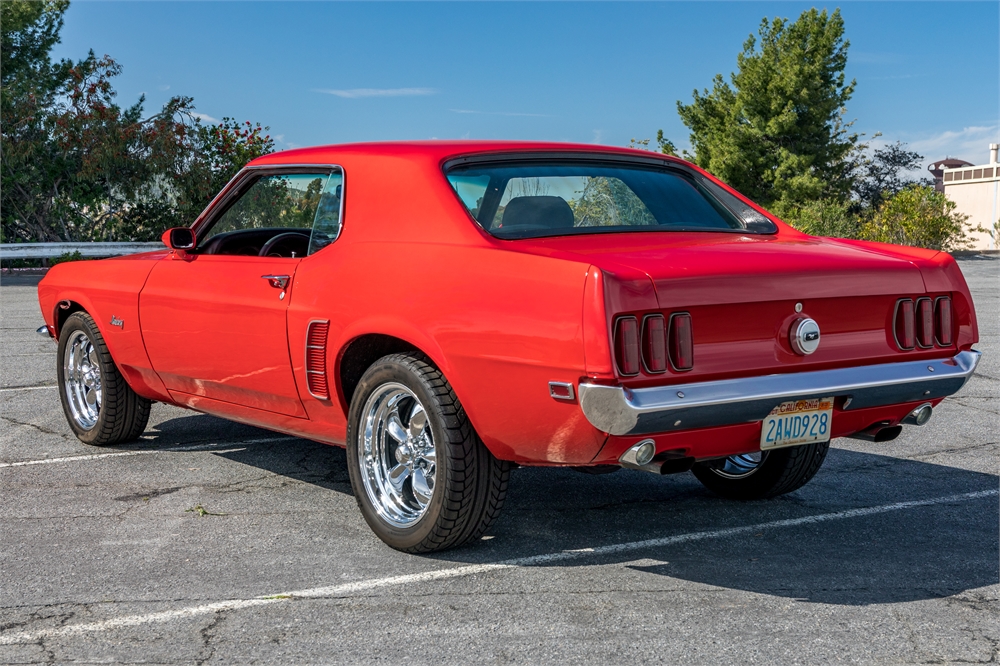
(760, 397, 834, 450)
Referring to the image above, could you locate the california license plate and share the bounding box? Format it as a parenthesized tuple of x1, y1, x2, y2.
(760, 397, 834, 450)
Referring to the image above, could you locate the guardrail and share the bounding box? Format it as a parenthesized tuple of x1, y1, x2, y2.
(0, 242, 162, 260)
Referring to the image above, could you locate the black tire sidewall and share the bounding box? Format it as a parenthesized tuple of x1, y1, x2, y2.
(346, 357, 454, 551)
(692, 442, 826, 500)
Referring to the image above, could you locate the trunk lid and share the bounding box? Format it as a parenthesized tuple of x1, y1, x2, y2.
(506, 231, 950, 385)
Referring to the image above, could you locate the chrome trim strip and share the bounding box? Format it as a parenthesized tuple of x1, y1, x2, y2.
(37, 325, 52, 339)
(578, 350, 981, 436)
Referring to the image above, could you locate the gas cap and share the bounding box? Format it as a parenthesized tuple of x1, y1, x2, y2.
(790, 318, 821, 355)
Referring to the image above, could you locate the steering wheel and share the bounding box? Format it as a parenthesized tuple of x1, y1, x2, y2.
(258, 231, 311, 258)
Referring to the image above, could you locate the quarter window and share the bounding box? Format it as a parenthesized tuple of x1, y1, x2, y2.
(307, 172, 343, 255)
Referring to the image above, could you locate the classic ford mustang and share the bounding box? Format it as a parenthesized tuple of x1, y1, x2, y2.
(37, 141, 980, 552)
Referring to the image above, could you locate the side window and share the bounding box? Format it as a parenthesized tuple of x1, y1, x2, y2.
(205, 173, 331, 240)
(308, 171, 344, 255)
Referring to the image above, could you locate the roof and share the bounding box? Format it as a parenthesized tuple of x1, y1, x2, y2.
(248, 140, 687, 168)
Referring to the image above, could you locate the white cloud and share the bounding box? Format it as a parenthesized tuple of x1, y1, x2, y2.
(905, 125, 999, 166)
(158, 84, 170, 91)
(449, 109, 551, 118)
(592, 129, 604, 144)
(313, 87, 436, 99)
(190, 112, 218, 123)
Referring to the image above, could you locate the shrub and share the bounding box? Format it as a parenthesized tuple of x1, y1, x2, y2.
(781, 198, 860, 239)
(860, 185, 974, 251)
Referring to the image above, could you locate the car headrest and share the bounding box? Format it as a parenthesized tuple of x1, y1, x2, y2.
(499, 196, 575, 229)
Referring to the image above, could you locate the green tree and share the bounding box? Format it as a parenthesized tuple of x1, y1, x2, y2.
(675, 9, 858, 215)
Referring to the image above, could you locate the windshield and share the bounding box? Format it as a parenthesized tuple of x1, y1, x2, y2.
(446, 161, 776, 239)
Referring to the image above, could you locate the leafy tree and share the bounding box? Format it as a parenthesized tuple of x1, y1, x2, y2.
(0, 0, 273, 243)
(860, 185, 973, 251)
(674, 9, 858, 215)
(850, 140, 928, 215)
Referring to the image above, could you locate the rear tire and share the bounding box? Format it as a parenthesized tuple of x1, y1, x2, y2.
(57, 312, 151, 445)
(346, 352, 510, 553)
(691, 441, 829, 500)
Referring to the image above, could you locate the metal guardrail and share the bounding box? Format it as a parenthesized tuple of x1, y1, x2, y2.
(0, 242, 162, 260)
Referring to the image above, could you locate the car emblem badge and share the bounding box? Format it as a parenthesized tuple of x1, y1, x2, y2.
(110, 315, 124, 330)
(790, 318, 820, 355)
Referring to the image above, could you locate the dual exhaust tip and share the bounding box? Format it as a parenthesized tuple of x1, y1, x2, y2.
(620, 403, 934, 470)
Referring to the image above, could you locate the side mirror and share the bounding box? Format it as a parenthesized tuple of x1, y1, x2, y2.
(161, 227, 195, 251)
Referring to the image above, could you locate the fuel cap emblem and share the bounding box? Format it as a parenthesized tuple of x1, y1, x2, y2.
(791, 318, 821, 355)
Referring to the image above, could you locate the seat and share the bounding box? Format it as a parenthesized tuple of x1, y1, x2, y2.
(499, 196, 574, 231)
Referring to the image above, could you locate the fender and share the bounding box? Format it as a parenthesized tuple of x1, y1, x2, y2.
(38, 257, 171, 401)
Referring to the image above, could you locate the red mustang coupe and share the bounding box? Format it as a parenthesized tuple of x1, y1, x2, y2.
(37, 141, 980, 552)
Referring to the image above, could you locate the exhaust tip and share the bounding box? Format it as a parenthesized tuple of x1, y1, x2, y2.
(903, 403, 933, 427)
(620, 439, 656, 467)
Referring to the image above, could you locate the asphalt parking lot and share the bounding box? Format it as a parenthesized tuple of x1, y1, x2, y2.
(1, 257, 997, 665)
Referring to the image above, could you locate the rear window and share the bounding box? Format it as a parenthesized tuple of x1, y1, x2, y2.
(445, 161, 776, 239)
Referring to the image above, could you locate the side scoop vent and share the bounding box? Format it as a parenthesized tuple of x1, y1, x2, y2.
(305, 320, 330, 400)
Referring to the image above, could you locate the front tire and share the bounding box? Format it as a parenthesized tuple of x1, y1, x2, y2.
(57, 312, 151, 445)
(346, 353, 510, 553)
(691, 441, 829, 500)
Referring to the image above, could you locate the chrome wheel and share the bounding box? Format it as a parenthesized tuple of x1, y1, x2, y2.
(710, 451, 767, 479)
(359, 383, 437, 528)
(63, 329, 102, 430)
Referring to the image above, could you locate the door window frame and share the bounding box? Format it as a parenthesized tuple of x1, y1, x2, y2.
(191, 164, 346, 253)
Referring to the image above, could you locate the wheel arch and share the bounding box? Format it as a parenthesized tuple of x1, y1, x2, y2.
(336, 333, 431, 414)
(54, 299, 88, 337)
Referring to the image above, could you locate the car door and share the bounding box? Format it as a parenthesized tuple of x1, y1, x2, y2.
(140, 169, 340, 417)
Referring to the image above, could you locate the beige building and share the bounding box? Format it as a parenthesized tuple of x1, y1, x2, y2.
(942, 144, 999, 251)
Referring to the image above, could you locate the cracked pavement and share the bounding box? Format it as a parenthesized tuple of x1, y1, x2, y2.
(1, 257, 997, 665)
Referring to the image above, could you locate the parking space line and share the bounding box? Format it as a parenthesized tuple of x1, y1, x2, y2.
(0, 385, 56, 392)
(0, 437, 298, 467)
(0, 488, 994, 645)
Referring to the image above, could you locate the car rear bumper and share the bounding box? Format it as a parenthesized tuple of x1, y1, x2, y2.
(578, 350, 981, 436)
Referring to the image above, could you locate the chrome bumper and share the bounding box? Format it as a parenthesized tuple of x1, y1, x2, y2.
(578, 350, 981, 436)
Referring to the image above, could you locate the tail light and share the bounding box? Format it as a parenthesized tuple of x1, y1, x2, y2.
(935, 297, 953, 345)
(916, 298, 934, 348)
(614, 316, 640, 376)
(894, 299, 915, 350)
(668, 313, 693, 371)
(641, 315, 667, 373)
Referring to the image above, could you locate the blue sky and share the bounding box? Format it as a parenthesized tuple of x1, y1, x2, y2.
(53, 2, 999, 170)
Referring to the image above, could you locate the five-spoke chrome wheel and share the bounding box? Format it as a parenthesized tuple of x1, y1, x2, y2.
(709, 451, 766, 478)
(359, 382, 437, 527)
(63, 329, 102, 430)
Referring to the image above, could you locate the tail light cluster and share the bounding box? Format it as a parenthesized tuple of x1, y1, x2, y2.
(614, 313, 693, 376)
(893, 297, 952, 350)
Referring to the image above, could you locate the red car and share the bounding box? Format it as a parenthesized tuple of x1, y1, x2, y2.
(37, 141, 980, 552)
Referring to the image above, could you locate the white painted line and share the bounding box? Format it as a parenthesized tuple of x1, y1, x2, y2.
(0, 437, 297, 468)
(0, 385, 56, 392)
(0, 488, 994, 645)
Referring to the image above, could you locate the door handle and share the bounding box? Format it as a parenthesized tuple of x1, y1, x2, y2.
(261, 274, 290, 290)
